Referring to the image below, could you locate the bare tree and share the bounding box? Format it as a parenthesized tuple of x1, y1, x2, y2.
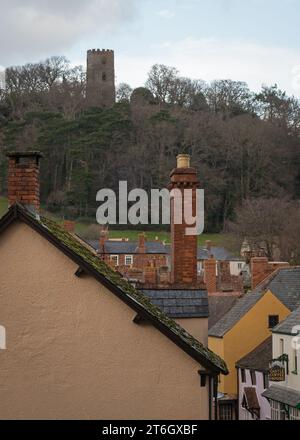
(116, 83, 133, 103)
(227, 198, 300, 261)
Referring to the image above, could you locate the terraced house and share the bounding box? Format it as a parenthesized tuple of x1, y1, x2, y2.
(0, 151, 227, 420)
(209, 267, 300, 419)
(263, 306, 300, 420)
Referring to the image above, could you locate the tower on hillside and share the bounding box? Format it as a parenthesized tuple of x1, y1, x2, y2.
(86, 49, 115, 108)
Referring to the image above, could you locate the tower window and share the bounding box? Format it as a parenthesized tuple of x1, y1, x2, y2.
(102, 73, 107, 81)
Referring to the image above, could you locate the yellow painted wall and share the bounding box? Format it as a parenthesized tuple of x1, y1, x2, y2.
(209, 290, 290, 395)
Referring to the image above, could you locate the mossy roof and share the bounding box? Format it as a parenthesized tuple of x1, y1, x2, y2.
(0, 203, 228, 375)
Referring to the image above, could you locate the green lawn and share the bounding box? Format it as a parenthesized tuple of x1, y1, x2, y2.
(0, 196, 225, 246)
(0, 196, 8, 217)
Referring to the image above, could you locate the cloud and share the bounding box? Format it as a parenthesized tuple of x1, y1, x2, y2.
(157, 9, 175, 19)
(115, 37, 300, 97)
(0, 0, 140, 66)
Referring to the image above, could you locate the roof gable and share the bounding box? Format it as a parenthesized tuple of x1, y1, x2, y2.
(273, 306, 300, 335)
(236, 337, 272, 372)
(209, 267, 300, 338)
(0, 204, 227, 375)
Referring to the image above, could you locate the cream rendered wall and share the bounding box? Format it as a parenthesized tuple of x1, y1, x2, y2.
(272, 333, 300, 392)
(0, 221, 209, 420)
(176, 318, 208, 346)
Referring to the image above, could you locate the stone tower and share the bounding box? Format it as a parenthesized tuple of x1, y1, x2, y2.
(86, 49, 115, 108)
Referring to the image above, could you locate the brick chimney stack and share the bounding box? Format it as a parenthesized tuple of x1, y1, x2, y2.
(169, 154, 199, 286)
(204, 256, 217, 294)
(138, 233, 146, 253)
(63, 220, 75, 233)
(251, 257, 290, 289)
(7, 151, 42, 212)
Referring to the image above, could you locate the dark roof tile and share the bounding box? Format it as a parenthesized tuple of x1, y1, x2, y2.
(236, 337, 272, 372)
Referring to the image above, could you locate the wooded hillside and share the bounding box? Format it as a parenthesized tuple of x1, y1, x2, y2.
(0, 57, 299, 232)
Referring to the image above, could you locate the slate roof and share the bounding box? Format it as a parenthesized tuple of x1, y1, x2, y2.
(140, 289, 209, 318)
(254, 267, 300, 311)
(197, 246, 242, 261)
(88, 240, 167, 254)
(272, 306, 300, 335)
(209, 268, 300, 338)
(0, 203, 228, 375)
(262, 385, 300, 409)
(236, 337, 272, 372)
(89, 239, 240, 261)
(209, 291, 263, 338)
(208, 296, 239, 329)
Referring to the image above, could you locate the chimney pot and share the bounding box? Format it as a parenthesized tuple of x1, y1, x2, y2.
(176, 154, 190, 169)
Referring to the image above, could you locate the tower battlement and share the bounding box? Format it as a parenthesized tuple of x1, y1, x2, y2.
(86, 48, 115, 108)
(87, 49, 114, 55)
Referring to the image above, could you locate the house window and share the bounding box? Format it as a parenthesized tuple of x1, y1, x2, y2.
(250, 370, 256, 386)
(290, 407, 300, 420)
(280, 338, 284, 356)
(293, 349, 298, 374)
(268, 315, 279, 329)
(125, 255, 133, 266)
(270, 400, 286, 420)
(263, 373, 269, 389)
(241, 369, 246, 383)
(110, 255, 119, 266)
(219, 404, 234, 420)
(238, 263, 243, 269)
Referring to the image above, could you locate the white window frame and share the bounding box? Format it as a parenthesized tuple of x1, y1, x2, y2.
(110, 255, 119, 266)
(125, 255, 133, 267)
(290, 407, 300, 420)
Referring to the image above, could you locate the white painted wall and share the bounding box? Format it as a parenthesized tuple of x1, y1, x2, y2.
(272, 333, 300, 392)
(230, 261, 246, 276)
(238, 368, 271, 420)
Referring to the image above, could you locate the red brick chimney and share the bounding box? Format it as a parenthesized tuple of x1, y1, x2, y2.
(251, 257, 290, 289)
(63, 220, 75, 233)
(204, 256, 217, 294)
(206, 240, 212, 252)
(169, 154, 199, 286)
(138, 233, 146, 253)
(7, 151, 42, 212)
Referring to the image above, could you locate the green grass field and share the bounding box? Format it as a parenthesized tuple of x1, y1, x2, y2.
(0, 196, 225, 246)
(0, 196, 8, 217)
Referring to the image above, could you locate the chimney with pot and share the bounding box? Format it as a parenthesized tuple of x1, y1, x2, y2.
(169, 154, 199, 286)
(7, 151, 42, 212)
(204, 256, 217, 294)
(138, 233, 146, 253)
(206, 240, 212, 252)
(251, 257, 290, 289)
(63, 220, 75, 233)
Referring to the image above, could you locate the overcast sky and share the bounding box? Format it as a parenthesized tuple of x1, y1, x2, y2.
(1, 0, 300, 96)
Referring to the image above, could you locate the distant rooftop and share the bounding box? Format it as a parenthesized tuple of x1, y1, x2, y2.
(209, 267, 300, 338)
(140, 289, 209, 318)
(273, 305, 300, 335)
(89, 239, 241, 261)
(236, 337, 272, 372)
